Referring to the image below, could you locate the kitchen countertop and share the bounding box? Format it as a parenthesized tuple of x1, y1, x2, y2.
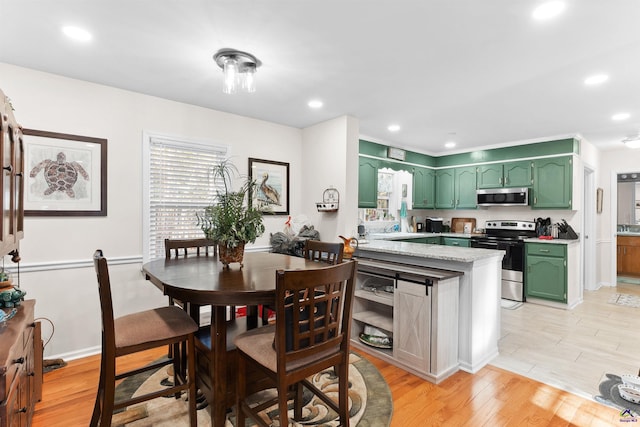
(616, 232, 640, 236)
(355, 239, 503, 263)
(367, 231, 481, 240)
(523, 237, 580, 245)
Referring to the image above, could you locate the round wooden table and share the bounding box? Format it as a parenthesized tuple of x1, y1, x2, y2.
(142, 251, 324, 426)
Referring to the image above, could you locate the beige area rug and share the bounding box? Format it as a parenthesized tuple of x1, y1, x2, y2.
(113, 352, 392, 426)
(608, 293, 640, 308)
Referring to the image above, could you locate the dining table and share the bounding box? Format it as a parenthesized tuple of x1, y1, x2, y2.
(142, 251, 326, 426)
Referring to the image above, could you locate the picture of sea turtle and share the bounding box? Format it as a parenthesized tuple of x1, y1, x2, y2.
(29, 152, 89, 198)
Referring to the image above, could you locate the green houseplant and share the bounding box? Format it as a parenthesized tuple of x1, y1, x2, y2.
(197, 159, 265, 267)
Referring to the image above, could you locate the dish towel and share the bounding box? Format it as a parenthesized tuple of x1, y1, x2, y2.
(400, 200, 407, 218)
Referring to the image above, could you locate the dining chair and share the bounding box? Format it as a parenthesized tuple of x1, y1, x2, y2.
(91, 250, 198, 427)
(234, 259, 357, 427)
(262, 240, 344, 323)
(164, 237, 216, 258)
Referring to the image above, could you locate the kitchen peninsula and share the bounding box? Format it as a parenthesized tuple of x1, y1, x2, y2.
(354, 239, 504, 375)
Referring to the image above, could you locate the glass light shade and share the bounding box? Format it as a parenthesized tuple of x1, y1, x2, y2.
(241, 64, 256, 93)
(222, 57, 238, 94)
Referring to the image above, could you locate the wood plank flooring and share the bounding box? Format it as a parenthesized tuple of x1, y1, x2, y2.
(33, 347, 623, 426)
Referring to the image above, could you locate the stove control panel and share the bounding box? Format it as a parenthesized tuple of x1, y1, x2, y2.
(485, 220, 536, 231)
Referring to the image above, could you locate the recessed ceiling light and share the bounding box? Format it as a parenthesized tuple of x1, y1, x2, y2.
(307, 100, 323, 109)
(387, 124, 400, 132)
(584, 74, 609, 86)
(444, 141, 456, 149)
(612, 113, 631, 121)
(62, 26, 92, 42)
(532, 1, 566, 20)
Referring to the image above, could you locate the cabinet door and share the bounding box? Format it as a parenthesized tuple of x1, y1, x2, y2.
(526, 254, 567, 302)
(503, 160, 532, 188)
(532, 157, 572, 209)
(455, 166, 477, 209)
(435, 168, 455, 209)
(413, 167, 436, 209)
(477, 164, 503, 189)
(358, 157, 378, 208)
(393, 279, 430, 373)
(425, 236, 441, 244)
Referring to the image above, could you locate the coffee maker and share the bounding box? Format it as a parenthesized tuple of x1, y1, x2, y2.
(425, 217, 443, 233)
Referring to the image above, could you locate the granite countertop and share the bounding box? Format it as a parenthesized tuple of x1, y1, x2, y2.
(523, 237, 580, 245)
(355, 239, 503, 263)
(367, 231, 482, 240)
(616, 232, 640, 236)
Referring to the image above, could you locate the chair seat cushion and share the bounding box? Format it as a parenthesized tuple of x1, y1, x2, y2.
(115, 306, 198, 351)
(234, 325, 339, 373)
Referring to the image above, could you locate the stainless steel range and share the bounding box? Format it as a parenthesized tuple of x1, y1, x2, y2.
(470, 220, 536, 302)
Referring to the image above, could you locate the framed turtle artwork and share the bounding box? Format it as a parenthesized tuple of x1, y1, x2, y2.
(248, 158, 289, 215)
(23, 129, 107, 216)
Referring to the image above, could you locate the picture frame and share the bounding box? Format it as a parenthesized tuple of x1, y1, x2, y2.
(23, 129, 107, 216)
(248, 158, 289, 215)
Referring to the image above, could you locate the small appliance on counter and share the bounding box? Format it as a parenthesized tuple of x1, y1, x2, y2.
(425, 217, 443, 233)
(415, 222, 424, 232)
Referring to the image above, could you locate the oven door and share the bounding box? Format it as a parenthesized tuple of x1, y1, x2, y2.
(471, 238, 525, 301)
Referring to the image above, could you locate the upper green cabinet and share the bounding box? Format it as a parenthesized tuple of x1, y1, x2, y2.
(413, 166, 436, 209)
(532, 156, 572, 209)
(455, 167, 477, 209)
(358, 157, 379, 208)
(477, 160, 532, 189)
(435, 168, 455, 209)
(435, 167, 477, 209)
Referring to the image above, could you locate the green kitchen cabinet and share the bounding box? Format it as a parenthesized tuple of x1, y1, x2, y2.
(525, 243, 567, 303)
(531, 156, 572, 209)
(435, 168, 455, 209)
(413, 166, 436, 209)
(399, 236, 441, 244)
(358, 157, 379, 208)
(477, 160, 532, 189)
(435, 167, 477, 209)
(425, 236, 441, 244)
(455, 166, 478, 209)
(441, 237, 470, 247)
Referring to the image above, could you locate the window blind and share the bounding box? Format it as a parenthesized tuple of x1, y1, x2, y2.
(146, 135, 227, 260)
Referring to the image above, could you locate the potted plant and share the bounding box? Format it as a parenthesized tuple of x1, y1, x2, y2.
(197, 159, 265, 267)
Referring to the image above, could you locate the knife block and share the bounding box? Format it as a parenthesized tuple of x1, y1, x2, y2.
(559, 225, 579, 240)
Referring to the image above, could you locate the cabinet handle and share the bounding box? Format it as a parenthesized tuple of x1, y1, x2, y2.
(15, 172, 23, 177)
(3, 165, 12, 173)
(17, 407, 27, 414)
(14, 357, 24, 364)
(538, 249, 550, 253)
(499, 177, 503, 185)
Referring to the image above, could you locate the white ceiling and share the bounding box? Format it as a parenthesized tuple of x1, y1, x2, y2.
(1, 0, 639, 154)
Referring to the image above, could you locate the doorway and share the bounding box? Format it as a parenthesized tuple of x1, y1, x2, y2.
(582, 165, 596, 292)
(612, 170, 640, 286)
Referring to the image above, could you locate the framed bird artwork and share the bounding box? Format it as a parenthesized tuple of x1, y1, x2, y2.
(248, 158, 289, 215)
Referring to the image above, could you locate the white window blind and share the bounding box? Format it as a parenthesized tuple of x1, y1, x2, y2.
(144, 134, 228, 261)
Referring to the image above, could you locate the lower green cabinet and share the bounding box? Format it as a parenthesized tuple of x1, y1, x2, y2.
(399, 236, 441, 244)
(441, 237, 470, 247)
(525, 243, 567, 303)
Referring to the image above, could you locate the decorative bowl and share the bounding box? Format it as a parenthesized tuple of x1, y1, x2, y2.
(618, 384, 640, 404)
(621, 374, 640, 389)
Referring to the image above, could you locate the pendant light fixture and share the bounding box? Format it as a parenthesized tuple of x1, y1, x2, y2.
(213, 49, 261, 94)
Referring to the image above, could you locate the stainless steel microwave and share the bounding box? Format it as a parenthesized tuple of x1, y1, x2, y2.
(476, 187, 529, 206)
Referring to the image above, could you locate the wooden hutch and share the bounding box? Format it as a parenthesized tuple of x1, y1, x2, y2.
(0, 88, 42, 427)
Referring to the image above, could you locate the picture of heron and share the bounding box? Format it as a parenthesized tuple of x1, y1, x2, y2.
(259, 172, 281, 206)
(249, 158, 289, 215)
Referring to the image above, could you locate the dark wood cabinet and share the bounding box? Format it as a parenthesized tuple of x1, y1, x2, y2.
(0, 301, 42, 427)
(0, 89, 24, 261)
(617, 235, 640, 277)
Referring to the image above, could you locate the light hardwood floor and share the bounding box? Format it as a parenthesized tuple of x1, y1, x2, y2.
(33, 344, 624, 426)
(492, 281, 640, 400)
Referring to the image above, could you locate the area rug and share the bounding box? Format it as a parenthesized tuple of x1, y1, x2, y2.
(595, 373, 640, 417)
(607, 293, 640, 308)
(113, 352, 392, 426)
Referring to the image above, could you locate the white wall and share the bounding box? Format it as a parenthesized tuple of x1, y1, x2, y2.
(300, 115, 359, 242)
(1, 62, 328, 359)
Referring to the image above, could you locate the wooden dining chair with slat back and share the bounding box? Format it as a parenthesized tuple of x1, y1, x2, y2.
(234, 259, 357, 427)
(164, 238, 235, 320)
(262, 240, 344, 323)
(91, 250, 198, 427)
